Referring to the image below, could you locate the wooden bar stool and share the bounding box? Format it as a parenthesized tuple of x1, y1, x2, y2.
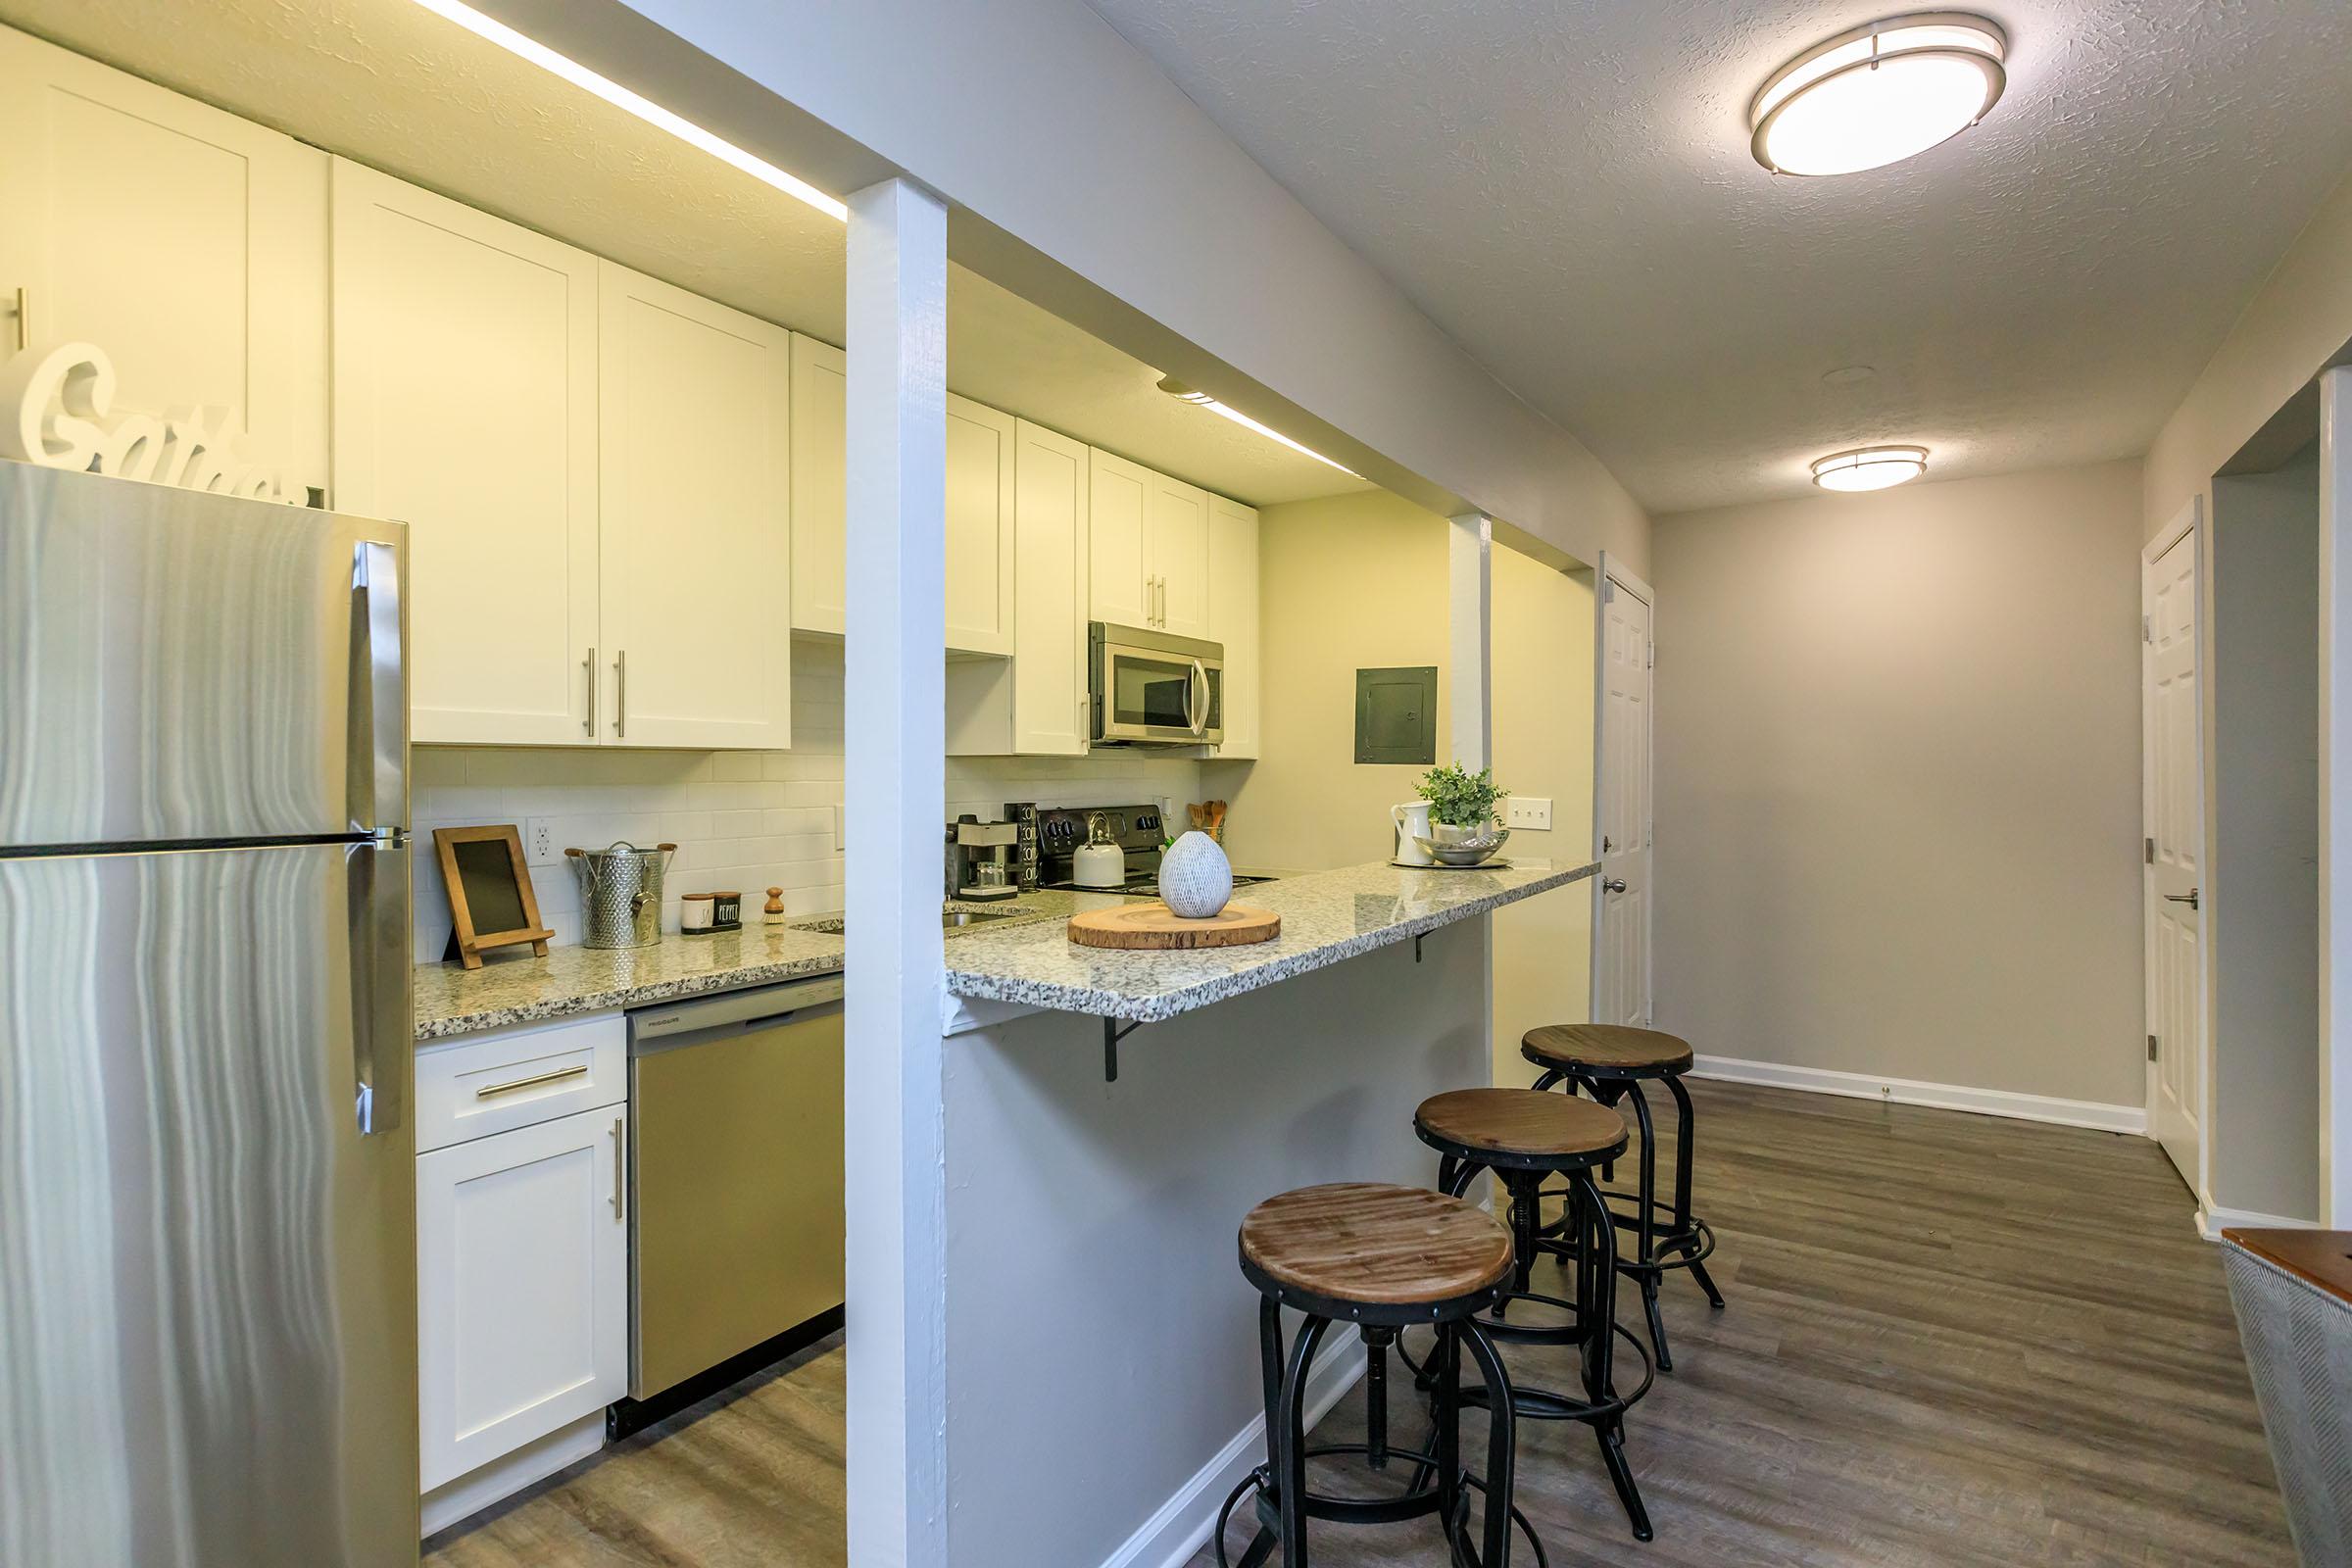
(1218, 1182, 1539, 1568)
(1521, 1023, 1726, 1371)
(1414, 1087, 1656, 1541)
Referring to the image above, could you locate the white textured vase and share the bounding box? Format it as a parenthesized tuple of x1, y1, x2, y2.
(1158, 830, 1234, 918)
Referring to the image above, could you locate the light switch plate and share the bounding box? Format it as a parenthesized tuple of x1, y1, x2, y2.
(1505, 797, 1553, 831)
(524, 817, 559, 866)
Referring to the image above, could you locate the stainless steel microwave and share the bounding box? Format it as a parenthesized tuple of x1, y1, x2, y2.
(1090, 622, 1224, 746)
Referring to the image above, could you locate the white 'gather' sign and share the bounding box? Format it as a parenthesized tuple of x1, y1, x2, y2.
(0, 340, 304, 503)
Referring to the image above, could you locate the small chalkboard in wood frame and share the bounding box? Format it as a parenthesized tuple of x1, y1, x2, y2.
(434, 824, 555, 970)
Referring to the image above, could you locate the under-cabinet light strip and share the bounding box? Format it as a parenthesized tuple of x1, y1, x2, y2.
(407, 0, 850, 221)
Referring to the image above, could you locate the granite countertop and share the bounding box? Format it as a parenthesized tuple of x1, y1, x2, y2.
(412, 891, 1127, 1042)
(942, 858, 1598, 1024)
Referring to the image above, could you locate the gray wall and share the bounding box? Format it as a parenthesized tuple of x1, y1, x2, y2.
(940, 921, 1491, 1567)
(2210, 455, 2322, 1219)
(1650, 460, 2147, 1110)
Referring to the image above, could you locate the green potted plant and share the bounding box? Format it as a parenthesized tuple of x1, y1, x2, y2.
(1415, 762, 1510, 863)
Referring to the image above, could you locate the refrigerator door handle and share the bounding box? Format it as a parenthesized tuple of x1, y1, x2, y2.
(348, 840, 411, 1136)
(348, 540, 406, 835)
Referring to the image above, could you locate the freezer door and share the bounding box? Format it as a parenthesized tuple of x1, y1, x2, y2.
(0, 842, 417, 1567)
(0, 461, 409, 849)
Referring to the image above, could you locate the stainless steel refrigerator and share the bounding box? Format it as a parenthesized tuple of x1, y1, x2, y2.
(0, 460, 418, 1566)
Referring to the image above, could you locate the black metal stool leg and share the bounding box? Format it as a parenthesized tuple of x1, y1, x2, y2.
(1508, 1173, 1541, 1298)
(1362, 1328, 1392, 1469)
(1624, 1082, 1671, 1371)
(1276, 1315, 1330, 1568)
(1663, 1074, 1728, 1311)
(1456, 1318, 1518, 1567)
(1575, 1168, 1652, 1542)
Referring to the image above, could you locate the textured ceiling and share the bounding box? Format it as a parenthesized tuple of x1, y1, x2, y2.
(0, 0, 1369, 507)
(1082, 0, 2352, 513)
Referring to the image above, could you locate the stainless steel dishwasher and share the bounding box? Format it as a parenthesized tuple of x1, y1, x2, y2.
(626, 973, 845, 1402)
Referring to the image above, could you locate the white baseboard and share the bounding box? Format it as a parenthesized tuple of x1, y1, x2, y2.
(2195, 1202, 2318, 1241)
(1097, 1332, 1367, 1568)
(1689, 1054, 2148, 1136)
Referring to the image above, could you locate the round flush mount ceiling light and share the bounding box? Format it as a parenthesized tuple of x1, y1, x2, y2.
(1751, 14, 2006, 176)
(1812, 445, 1929, 491)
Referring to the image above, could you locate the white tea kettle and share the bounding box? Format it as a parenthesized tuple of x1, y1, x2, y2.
(1392, 801, 1434, 866)
(1074, 811, 1127, 889)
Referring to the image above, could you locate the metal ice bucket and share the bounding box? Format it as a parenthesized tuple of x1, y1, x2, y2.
(567, 840, 676, 949)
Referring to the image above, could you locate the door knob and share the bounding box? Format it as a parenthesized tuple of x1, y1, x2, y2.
(2163, 887, 2200, 910)
(1603, 877, 1628, 894)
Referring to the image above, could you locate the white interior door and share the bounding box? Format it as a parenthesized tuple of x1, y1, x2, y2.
(2145, 505, 2206, 1187)
(1592, 556, 1654, 1027)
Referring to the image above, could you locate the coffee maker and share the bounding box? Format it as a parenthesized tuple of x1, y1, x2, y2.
(946, 815, 1020, 902)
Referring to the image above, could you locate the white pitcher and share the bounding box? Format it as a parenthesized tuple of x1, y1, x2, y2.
(1392, 801, 1435, 865)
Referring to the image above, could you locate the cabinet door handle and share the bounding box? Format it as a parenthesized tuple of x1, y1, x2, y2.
(612, 1115, 627, 1221)
(584, 647, 599, 738)
(614, 649, 627, 739)
(11, 286, 26, 353)
(473, 1062, 589, 1100)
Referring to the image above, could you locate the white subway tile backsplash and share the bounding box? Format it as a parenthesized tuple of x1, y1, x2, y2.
(410, 637, 1204, 960)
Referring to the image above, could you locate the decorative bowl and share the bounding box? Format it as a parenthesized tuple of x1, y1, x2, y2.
(1412, 824, 1510, 866)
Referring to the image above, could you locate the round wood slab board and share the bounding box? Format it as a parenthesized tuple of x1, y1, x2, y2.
(1067, 901, 1281, 950)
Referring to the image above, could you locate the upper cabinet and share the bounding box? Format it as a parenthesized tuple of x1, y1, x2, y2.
(945, 397, 1016, 657)
(787, 333, 848, 636)
(789, 341, 1015, 658)
(1207, 496, 1261, 760)
(331, 160, 601, 746)
(335, 163, 790, 748)
(0, 25, 329, 488)
(597, 263, 792, 748)
(1088, 450, 1152, 629)
(1151, 472, 1211, 638)
(1087, 451, 1211, 638)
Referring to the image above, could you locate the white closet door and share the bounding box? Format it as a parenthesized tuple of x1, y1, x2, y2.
(330, 160, 599, 746)
(597, 262, 792, 749)
(1592, 558, 1654, 1028)
(0, 25, 329, 487)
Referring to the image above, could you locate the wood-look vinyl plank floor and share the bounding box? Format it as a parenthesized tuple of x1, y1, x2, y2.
(425, 1080, 2291, 1567)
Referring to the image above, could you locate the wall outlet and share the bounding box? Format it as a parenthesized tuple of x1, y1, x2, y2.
(832, 803, 846, 853)
(1504, 796, 1553, 831)
(525, 817, 559, 866)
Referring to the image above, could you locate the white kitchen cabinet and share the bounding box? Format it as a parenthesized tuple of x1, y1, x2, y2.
(1011, 420, 1093, 755)
(598, 262, 792, 748)
(330, 159, 600, 746)
(946, 396, 1016, 657)
(1151, 471, 1212, 638)
(787, 332, 848, 636)
(0, 24, 330, 489)
(1207, 495, 1261, 759)
(1088, 450, 1211, 636)
(416, 1102, 628, 1494)
(947, 418, 1093, 756)
(791, 333, 1016, 659)
(1088, 448, 1152, 628)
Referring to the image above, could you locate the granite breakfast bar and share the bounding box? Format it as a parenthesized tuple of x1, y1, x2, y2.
(925, 858, 1597, 1568)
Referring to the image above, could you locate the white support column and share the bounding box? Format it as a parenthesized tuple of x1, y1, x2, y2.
(842, 176, 949, 1568)
(2322, 367, 2352, 1226)
(1448, 512, 1494, 770)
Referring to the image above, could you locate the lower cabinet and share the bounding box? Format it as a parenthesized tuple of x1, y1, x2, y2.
(416, 1101, 628, 1509)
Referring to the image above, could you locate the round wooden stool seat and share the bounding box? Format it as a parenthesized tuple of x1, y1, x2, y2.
(1240, 1182, 1513, 1318)
(1415, 1087, 1629, 1170)
(1521, 1022, 1694, 1079)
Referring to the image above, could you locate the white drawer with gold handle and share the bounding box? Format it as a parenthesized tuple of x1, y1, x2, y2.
(416, 1012, 626, 1152)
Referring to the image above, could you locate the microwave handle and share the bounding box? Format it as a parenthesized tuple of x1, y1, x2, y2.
(1189, 659, 1209, 737)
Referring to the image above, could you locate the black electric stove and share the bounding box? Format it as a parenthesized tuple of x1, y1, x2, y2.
(1024, 803, 1276, 897)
